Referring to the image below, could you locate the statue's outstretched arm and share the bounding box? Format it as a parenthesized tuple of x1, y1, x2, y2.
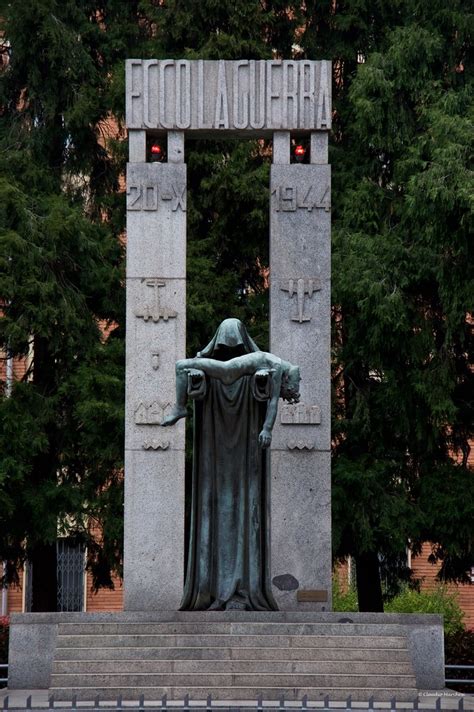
(162, 355, 249, 426)
(163, 353, 281, 429)
(173, 356, 249, 384)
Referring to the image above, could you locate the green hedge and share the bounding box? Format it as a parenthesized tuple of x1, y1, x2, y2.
(385, 586, 465, 636)
(332, 578, 465, 636)
(332, 576, 359, 612)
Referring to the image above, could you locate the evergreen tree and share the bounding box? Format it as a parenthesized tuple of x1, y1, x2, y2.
(301, 0, 473, 609)
(136, 0, 474, 610)
(0, 0, 299, 609)
(1, 0, 472, 614)
(0, 0, 129, 609)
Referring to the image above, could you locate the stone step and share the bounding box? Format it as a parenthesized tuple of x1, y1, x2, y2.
(50, 619, 419, 703)
(55, 634, 408, 649)
(52, 659, 414, 675)
(56, 621, 411, 636)
(50, 672, 417, 688)
(49, 686, 419, 702)
(54, 645, 412, 662)
(38, 610, 434, 622)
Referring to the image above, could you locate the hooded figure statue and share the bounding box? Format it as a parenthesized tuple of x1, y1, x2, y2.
(180, 318, 278, 611)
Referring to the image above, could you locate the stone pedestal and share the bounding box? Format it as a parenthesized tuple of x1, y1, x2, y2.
(8, 611, 446, 697)
(5, 64, 447, 703)
(124, 152, 186, 610)
(270, 135, 332, 610)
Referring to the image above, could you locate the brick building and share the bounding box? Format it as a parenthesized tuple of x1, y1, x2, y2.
(0, 115, 471, 628)
(0, 340, 471, 626)
(2, 546, 472, 628)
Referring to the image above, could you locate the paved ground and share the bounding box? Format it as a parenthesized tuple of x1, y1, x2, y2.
(0, 689, 473, 711)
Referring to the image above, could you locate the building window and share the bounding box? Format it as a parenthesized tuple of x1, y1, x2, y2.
(24, 538, 85, 612)
(57, 538, 85, 612)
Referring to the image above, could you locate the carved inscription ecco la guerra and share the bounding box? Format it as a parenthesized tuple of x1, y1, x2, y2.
(281, 278, 321, 323)
(127, 182, 186, 212)
(135, 279, 178, 323)
(271, 184, 330, 213)
(126, 59, 331, 132)
(281, 403, 321, 425)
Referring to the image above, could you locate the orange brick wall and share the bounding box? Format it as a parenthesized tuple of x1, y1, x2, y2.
(86, 571, 123, 612)
(335, 558, 350, 592)
(0, 563, 24, 614)
(1, 564, 124, 613)
(2, 544, 471, 623)
(7, 554, 470, 623)
(411, 543, 474, 631)
(0, 351, 29, 387)
(7, 581, 23, 613)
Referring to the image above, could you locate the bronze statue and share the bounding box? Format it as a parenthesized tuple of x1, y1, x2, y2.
(162, 318, 300, 610)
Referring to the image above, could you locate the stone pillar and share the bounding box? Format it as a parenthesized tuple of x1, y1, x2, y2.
(270, 131, 332, 610)
(124, 130, 186, 610)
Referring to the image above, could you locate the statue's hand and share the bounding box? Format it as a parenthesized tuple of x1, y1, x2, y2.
(258, 428, 272, 448)
(255, 368, 275, 377)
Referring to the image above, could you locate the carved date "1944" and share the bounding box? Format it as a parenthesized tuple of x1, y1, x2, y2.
(271, 184, 330, 213)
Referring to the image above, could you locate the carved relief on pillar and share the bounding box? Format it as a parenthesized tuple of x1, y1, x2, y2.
(151, 351, 160, 370)
(134, 278, 178, 322)
(280, 278, 321, 323)
(142, 439, 170, 451)
(126, 181, 186, 212)
(286, 439, 315, 451)
(280, 402, 321, 424)
(271, 184, 330, 212)
(134, 401, 172, 425)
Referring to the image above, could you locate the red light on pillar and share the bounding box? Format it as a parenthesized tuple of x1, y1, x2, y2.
(294, 144, 306, 162)
(150, 143, 164, 162)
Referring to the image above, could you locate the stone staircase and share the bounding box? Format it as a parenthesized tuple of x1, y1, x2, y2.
(50, 619, 419, 701)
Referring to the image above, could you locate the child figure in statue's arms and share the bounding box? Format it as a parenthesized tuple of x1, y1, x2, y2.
(161, 352, 301, 448)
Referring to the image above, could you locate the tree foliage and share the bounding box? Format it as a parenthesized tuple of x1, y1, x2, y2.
(0, 0, 126, 604)
(322, 0, 473, 606)
(0, 0, 472, 610)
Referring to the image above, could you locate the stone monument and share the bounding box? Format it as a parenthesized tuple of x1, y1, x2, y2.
(124, 59, 332, 611)
(6, 60, 447, 701)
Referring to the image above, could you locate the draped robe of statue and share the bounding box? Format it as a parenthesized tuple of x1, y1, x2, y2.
(180, 319, 277, 611)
